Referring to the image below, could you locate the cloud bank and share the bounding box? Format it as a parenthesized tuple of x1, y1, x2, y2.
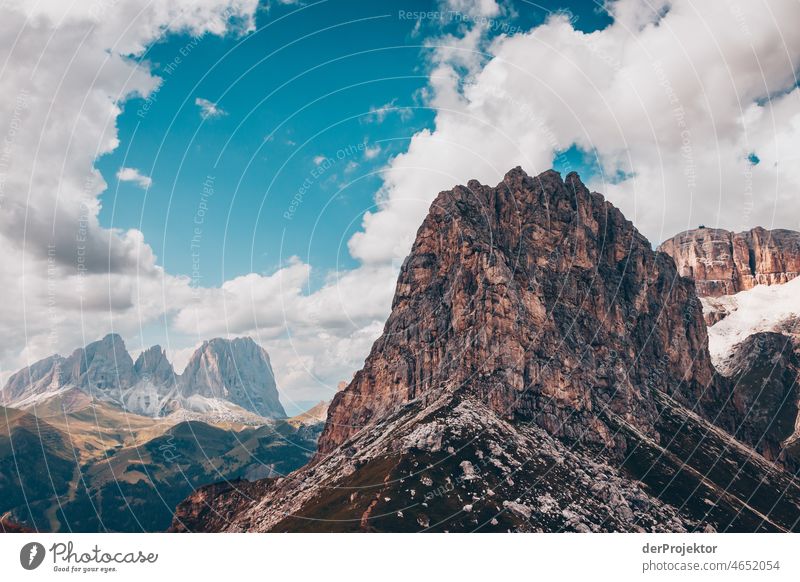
(0, 0, 257, 375)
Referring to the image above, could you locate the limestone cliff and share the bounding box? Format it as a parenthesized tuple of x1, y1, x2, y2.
(658, 227, 800, 298)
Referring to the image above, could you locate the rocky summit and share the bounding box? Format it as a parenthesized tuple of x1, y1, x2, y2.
(317, 168, 717, 457)
(179, 337, 285, 418)
(172, 168, 800, 533)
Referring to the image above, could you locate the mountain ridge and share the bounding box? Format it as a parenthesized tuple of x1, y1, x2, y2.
(658, 226, 800, 298)
(0, 399, 321, 532)
(317, 166, 718, 457)
(1, 334, 286, 420)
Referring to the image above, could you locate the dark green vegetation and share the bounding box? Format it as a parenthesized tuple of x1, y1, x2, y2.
(0, 404, 321, 532)
(0, 406, 75, 530)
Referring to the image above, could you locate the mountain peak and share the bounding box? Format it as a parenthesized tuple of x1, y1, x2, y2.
(318, 167, 713, 455)
(501, 165, 530, 182)
(180, 336, 285, 418)
(65, 332, 136, 392)
(174, 171, 800, 533)
(133, 345, 175, 385)
(201, 336, 264, 354)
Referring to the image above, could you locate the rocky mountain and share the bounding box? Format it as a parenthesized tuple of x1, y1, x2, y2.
(0, 335, 286, 420)
(658, 225, 800, 470)
(2, 334, 137, 409)
(172, 168, 800, 533)
(658, 227, 800, 298)
(289, 400, 330, 425)
(179, 338, 284, 418)
(318, 169, 718, 456)
(0, 334, 333, 531)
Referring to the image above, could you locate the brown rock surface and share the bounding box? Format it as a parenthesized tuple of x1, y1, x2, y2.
(318, 168, 717, 457)
(0, 517, 33, 533)
(658, 227, 800, 298)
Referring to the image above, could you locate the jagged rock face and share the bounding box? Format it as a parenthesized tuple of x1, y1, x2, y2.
(134, 346, 176, 385)
(1, 335, 285, 419)
(179, 337, 286, 418)
(319, 168, 716, 457)
(1, 354, 67, 404)
(714, 332, 800, 470)
(658, 227, 800, 298)
(124, 345, 179, 417)
(1, 334, 135, 405)
(64, 333, 136, 392)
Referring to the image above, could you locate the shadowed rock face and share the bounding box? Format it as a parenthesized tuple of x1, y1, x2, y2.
(318, 168, 717, 457)
(714, 332, 800, 471)
(658, 227, 800, 298)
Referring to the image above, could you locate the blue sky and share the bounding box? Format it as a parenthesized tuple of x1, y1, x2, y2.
(97, 0, 611, 289)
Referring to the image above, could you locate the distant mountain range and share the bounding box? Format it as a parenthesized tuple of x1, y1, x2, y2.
(173, 168, 800, 533)
(0, 335, 329, 532)
(1, 335, 286, 421)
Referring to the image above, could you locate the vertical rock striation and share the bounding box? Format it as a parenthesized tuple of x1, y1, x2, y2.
(318, 168, 717, 457)
(172, 168, 800, 533)
(658, 227, 800, 298)
(179, 337, 286, 418)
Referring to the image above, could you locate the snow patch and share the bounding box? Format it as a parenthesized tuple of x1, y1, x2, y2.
(706, 277, 800, 369)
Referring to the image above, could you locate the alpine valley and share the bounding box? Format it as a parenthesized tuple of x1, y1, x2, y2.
(0, 335, 326, 532)
(171, 168, 800, 533)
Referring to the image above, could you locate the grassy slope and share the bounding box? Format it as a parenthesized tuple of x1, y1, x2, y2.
(0, 398, 322, 532)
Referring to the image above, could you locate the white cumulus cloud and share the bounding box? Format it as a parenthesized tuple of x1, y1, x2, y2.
(348, 0, 800, 269)
(0, 0, 257, 379)
(116, 167, 152, 188)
